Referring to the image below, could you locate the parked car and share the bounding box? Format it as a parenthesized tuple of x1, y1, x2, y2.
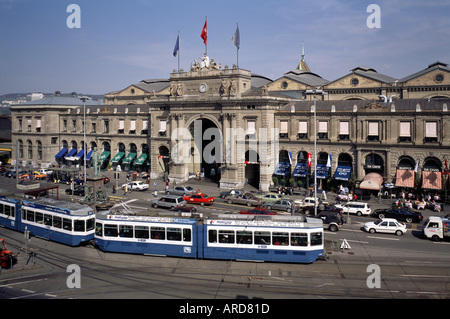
(224, 193, 263, 207)
(183, 193, 215, 206)
(19, 171, 46, 180)
(335, 202, 372, 216)
(301, 204, 342, 215)
(166, 186, 195, 196)
(65, 185, 86, 196)
(122, 181, 149, 191)
(312, 210, 345, 232)
(372, 208, 423, 223)
(169, 206, 198, 214)
(239, 207, 277, 215)
(263, 199, 300, 213)
(364, 218, 407, 236)
(219, 189, 244, 198)
(152, 195, 186, 209)
(255, 193, 284, 202)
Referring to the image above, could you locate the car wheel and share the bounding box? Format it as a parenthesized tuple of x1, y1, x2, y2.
(166, 191, 171, 195)
(378, 214, 385, 219)
(329, 224, 338, 232)
(406, 218, 412, 223)
(201, 202, 205, 206)
(369, 228, 376, 234)
(247, 202, 252, 207)
(304, 209, 310, 215)
(432, 235, 440, 242)
(287, 208, 291, 213)
(356, 211, 362, 216)
(227, 199, 233, 204)
(266, 205, 272, 210)
(395, 230, 403, 236)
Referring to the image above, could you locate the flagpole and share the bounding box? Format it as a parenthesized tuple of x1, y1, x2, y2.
(178, 31, 180, 73)
(205, 16, 208, 56)
(236, 23, 239, 69)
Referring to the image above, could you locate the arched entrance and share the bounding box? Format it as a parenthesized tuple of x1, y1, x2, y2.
(364, 153, 384, 176)
(158, 146, 170, 180)
(245, 150, 260, 188)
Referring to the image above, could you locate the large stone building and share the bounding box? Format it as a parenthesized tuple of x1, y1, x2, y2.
(10, 53, 450, 192)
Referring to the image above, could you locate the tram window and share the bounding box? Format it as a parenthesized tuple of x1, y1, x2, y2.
(219, 230, 235, 244)
(291, 233, 308, 246)
(208, 230, 217, 243)
(35, 212, 43, 224)
(167, 228, 182, 241)
(63, 218, 72, 231)
(237, 231, 253, 245)
(135, 225, 149, 239)
(86, 218, 95, 231)
(74, 220, 85, 232)
(119, 225, 133, 238)
(272, 232, 289, 246)
(151, 227, 165, 240)
(53, 216, 62, 229)
(25, 210, 34, 222)
(3, 205, 11, 217)
(44, 214, 52, 226)
(0, 204, 3, 215)
(255, 231, 270, 245)
(95, 223, 103, 237)
(183, 229, 191, 242)
(310, 232, 323, 246)
(104, 224, 118, 237)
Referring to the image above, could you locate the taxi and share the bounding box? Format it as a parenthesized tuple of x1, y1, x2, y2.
(183, 193, 215, 206)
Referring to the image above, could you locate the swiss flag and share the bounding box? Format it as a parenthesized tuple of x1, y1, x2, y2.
(200, 19, 207, 45)
(307, 153, 312, 167)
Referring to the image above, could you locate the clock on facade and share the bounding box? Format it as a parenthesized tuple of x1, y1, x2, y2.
(199, 83, 207, 93)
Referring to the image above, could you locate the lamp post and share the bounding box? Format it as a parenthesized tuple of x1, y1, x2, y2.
(79, 96, 90, 184)
(305, 89, 324, 216)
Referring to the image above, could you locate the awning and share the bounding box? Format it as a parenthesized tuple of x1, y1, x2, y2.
(360, 172, 383, 190)
(273, 162, 291, 176)
(293, 163, 309, 178)
(422, 171, 442, 190)
(122, 153, 137, 164)
(314, 164, 330, 180)
(111, 152, 125, 163)
(135, 153, 148, 165)
(74, 150, 84, 160)
(85, 150, 93, 161)
(55, 148, 68, 159)
(334, 166, 352, 181)
(395, 169, 415, 188)
(64, 149, 78, 160)
(99, 151, 111, 163)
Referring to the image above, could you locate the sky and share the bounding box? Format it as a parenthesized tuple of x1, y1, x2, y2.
(1, 0, 450, 96)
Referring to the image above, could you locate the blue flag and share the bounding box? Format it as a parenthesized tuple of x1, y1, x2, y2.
(232, 25, 240, 49)
(173, 35, 179, 57)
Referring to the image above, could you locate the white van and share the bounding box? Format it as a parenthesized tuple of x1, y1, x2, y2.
(423, 216, 450, 241)
(335, 202, 371, 216)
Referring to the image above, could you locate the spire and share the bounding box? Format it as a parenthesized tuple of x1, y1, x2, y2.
(296, 41, 311, 72)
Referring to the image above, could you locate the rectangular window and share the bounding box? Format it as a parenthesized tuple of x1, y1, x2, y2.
(183, 229, 192, 242)
(35, 212, 43, 224)
(291, 233, 308, 246)
(63, 119, 67, 132)
(135, 225, 149, 239)
(339, 121, 349, 140)
(119, 225, 133, 238)
(104, 120, 109, 133)
(118, 120, 124, 134)
(159, 120, 167, 136)
(368, 121, 379, 141)
(279, 120, 288, 138)
(272, 232, 289, 246)
(36, 118, 41, 132)
(255, 231, 271, 245)
(318, 121, 328, 139)
(142, 120, 148, 134)
(74, 220, 85, 232)
(236, 231, 253, 245)
(399, 121, 411, 142)
(63, 218, 72, 231)
(104, 224, 118, 237)
(95, 223, 103, 237)
(425, 121, 438, 142)
(53, 216, 62, 228)
(219, 230, 235, 244)
(167, 228, 182, 241)
(44, 214, 52, 226)
(129, 120, 136, 134)
(298, 121, 308, 139)
(72, 119, 77, 132)
(208, 229, 217, 243)
(310, 232, 323, 246)
(151, 227, 165, 240)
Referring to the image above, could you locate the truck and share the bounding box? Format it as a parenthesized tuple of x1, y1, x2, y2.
(0, 239, 17, 268)
(423, 216, 450, 241)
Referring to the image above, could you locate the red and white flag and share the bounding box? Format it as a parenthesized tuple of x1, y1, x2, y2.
(200, 18, 208, 45)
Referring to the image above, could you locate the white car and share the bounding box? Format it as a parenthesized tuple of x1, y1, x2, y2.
(335, 202, 371, 216)
(122, 181, 149, 191)
(364, 218, 407, 236)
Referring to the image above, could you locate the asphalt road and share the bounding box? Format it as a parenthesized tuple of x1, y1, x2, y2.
(1, 172, 450, 302)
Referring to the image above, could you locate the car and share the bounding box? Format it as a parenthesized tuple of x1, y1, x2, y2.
(152, 195, 186, 209)
(372, 208, 423, 223)
(255, 193, 284, 202)
(65, 185, 86, 196)
(183, 193, 215, 206)
(301, 204, 342, 215)
(335, 202, 372, 216)
(169, 206, 198, 214)
(263, 199, 300, 213)
(312, 210, 345, 232)
(121, 181, 149, 191)
(19, 171, 46, 180)
(364, 218, 407, 236)
(224, 193, 263, 207)
(37, 168, 53, 175)
(219, 189, 244, 198)
(166, 186, 195, 196)
(239, 207, 277, 215)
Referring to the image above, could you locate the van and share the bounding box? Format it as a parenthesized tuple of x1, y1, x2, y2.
(151, 195, 186, 209)
(335, 202, 371, 216)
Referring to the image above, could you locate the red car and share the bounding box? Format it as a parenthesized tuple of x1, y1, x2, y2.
(239, 208, 277, 215)
(183, 193, 215, 206)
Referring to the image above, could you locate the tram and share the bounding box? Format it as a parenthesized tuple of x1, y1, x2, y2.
(0, 196, 95, 246)
(95, 214, 324, 263)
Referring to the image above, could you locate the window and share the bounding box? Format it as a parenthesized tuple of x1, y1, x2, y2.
(246, 120, 256, 139)
(104, 224, 117, 237)
(53, 216, 62, 228)
(129, 120, 136, 134)
(119, 225, 133, 238)
(236, 231, 253, 245)
(291, 233, 308, 246)
(104, 120, 109, 133)
(51, 137, 58, 145)
(27, 141, 33, 159)
(351, 78, 359, 86)
(36, 118, 41, 132)
(279, 120, 288, 138)
(151, 227, 165, 240)
(44, 214, 52, 226)
(425, 121, 438, 142)
(298, 121, 308, 139)
(159, 120, 167, 136)
(318, 121, 328, 139)
(35, 212, 43, 224)
(72, 119, 77, 132)
(399, 121, 411, 142)
(118, 120, 124, 134)
(219, 230, 235, 244)
(339, 121, 349, 140)
(368, 121, 379, 141)
(272, 232, 289, 246)
(142, 120, 148, 135)
(183, 229, 192, 242)
(208, 229, 217, 243)
(167, 228, 182, 241)
(37, 141, 42, 160)
(95, 223, 103, 236)
(74, 220, 85, 232)
(18, 118, 22, 132)
(63, 119, 67, 132)
(27, 118, 32, 132)
(135, 225, 149, 239)
(310, 232, 323, 246)
(91, 122, 96, 133)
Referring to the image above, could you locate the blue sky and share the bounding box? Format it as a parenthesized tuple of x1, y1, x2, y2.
(1, 0, 450, 95)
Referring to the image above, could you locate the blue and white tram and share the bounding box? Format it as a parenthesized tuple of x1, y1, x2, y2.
(0, 196, 20, 231)
(94, 214, 198, 258)
(19, 198, 95, 246)
(202, 216, 324, 263)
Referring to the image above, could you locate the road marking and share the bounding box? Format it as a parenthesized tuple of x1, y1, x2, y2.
(400, 274, 449, 278)
(367, 236, 400, 241)
(21, 289, 35, 294)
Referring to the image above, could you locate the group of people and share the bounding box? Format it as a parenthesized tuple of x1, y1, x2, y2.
(394, 190, 442, 212)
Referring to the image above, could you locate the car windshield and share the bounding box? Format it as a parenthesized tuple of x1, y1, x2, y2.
(186, 187, 193, 190)
(374, 219, 383, 225)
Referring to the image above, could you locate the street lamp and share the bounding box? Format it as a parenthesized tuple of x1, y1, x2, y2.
(79, 96, 90, 184)
(305, 89, 324, 216)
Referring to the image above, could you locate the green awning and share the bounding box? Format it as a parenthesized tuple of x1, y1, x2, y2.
(135, 153, 148, 165)
(99, 151, 111, 163)
(122, 152, 137, 164)
(111, 152, 125, 163)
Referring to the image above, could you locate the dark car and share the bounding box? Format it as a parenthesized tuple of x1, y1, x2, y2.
(65, 186, 86, 196)
(312, 211, 346, 232)
(372, 208, 423, 223)
(239, 207, 277, 215)
(169, 206, 198, 214)
(302, 204, 343, 215)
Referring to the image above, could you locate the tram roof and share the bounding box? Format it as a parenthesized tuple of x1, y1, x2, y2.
(23, 197, 93, 216)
